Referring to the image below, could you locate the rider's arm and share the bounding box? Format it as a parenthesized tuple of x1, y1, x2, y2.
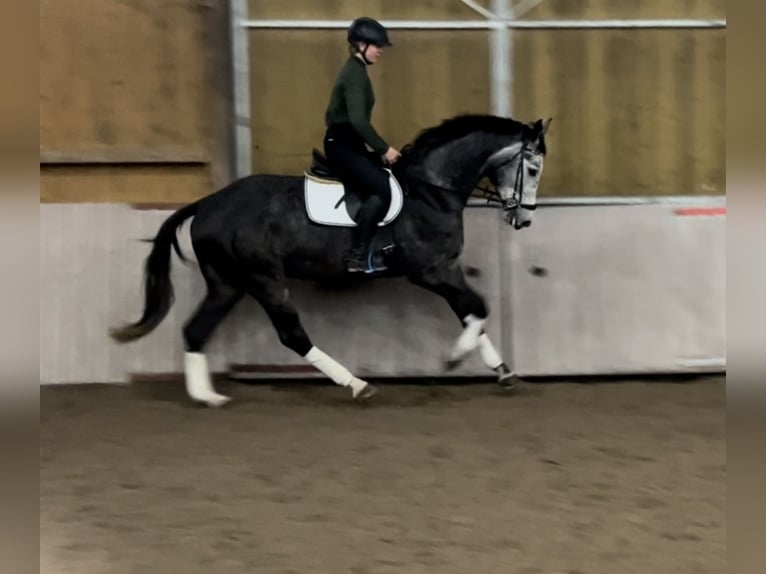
(344, 77, 389, 156)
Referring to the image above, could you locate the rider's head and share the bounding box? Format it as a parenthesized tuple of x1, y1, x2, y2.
(348, 17, 392, 65)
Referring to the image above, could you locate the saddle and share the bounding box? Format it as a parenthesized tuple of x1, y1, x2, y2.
(307, 148, 342, 181)
(303, 148, 404, 228)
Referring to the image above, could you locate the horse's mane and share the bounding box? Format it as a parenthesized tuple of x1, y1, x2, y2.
(399, 114, 530, 164)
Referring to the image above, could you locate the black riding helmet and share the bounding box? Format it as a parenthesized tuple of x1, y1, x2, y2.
(347, 17, 392, 48)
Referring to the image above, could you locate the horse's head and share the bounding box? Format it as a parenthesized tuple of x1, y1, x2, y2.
(483, 117, 551, 230)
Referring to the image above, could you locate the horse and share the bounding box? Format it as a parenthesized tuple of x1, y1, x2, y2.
(109, 113, 551, 407)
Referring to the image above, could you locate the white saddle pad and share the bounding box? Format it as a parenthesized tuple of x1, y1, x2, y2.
(304, 168, 404, 227)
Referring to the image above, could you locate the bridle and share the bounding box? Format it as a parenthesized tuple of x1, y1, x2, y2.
(473, 143, 540, 211)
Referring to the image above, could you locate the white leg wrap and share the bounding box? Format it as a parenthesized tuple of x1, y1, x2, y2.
(305, 347, 367, 396)
(449, 314, 485, 362)
(184, 352, 231, 408)
(478, 334, 504, 370)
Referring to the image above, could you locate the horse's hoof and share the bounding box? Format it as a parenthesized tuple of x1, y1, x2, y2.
(498, 373, 519, 393)
(444, 354, 464, 371)
(353, 383, 377, 402)
(194, 393, 231, 408)
(208, 395, 232, 408)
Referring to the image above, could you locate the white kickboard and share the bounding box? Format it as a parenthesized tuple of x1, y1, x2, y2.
(304, 169, 404, 227)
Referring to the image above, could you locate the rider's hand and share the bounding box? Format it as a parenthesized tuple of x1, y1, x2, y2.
(382, 147, 401, 165)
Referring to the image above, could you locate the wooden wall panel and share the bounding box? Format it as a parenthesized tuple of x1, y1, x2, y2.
(40, 166, 210, 204)
(523, 0, 725, 20)
(40, 1, 725, 201)
(41, 1, 725, 201)
(40, 0, 232, 203)
(40, 0, 209, 156)
(517, 1, 726, 196)
(248, 0, 482, 19)
(247, 0, 725, 21)
(248, 29, 490, 174)
(512, 28, 725, 197)
(244, 1, 724, 195)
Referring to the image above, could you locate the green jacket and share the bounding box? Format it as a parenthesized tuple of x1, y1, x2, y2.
(324, 56, 389, 155)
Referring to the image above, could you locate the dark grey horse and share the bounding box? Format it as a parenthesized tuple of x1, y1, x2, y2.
(110, 114, 551, 406)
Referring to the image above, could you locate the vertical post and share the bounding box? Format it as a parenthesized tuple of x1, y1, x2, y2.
(490, 0, 515, 372)
(229, 0, 252, 178)
(206, 0, 236, 188)
(490, 0, 512, 116)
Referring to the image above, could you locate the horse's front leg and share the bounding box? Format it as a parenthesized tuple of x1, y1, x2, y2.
(409, 264, 516, 390)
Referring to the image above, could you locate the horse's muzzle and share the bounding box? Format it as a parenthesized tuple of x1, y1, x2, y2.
(515, 218, 532, 230)
(506, 207, 533, 230)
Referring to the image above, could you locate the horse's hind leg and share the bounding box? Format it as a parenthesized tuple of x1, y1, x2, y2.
(182, 264, 243, 407)
(244, 273, 377, 401)
(410, 265, 516, 391)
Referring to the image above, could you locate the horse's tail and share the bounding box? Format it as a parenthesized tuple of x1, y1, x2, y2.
(109, 201, 199, 343)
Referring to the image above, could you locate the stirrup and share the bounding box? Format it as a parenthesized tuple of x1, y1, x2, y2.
(346, 252, 387, 274)
(345, 249, 368, 273)
(346, 258, 368, 273)
(365, 251, 388, 273)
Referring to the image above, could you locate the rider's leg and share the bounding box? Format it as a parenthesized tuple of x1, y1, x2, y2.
(324, 133, 391, 272)
(342, 153, 390, 272)
(346, 194, 386, 272)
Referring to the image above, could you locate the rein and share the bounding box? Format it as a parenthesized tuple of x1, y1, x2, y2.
(400, 144, 537, 211)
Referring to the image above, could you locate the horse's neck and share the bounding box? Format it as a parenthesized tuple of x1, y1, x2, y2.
(402, 132, 504, 209)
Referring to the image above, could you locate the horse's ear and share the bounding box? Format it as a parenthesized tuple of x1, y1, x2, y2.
(542, 117, 553, 135)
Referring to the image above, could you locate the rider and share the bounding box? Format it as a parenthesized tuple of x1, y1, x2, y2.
(323, 17, 401, 273)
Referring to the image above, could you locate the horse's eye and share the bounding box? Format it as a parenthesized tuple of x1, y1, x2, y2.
(528, 167, 539, 176)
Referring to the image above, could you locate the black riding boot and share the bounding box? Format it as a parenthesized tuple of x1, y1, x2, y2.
(346, 196, 386, 273)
